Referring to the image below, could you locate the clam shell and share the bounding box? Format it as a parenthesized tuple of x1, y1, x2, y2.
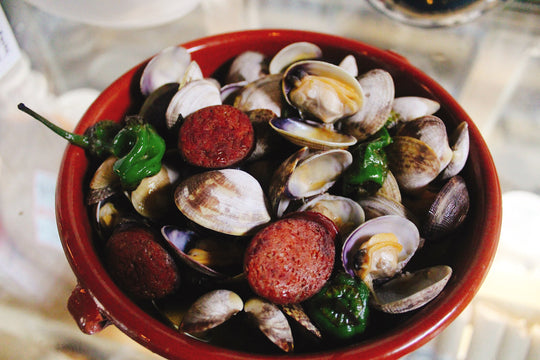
(373, 265, 452, 314)
(174, 169, 271, 236)
(233, 74, 284, 116)
(269, 41, 322, 74)
(298, 193, 365, 237)
(423, 176, 470, 241)
(87, 156, 121, 205)
(286, 148, 353, 199)
(226, 51, 268, 84)
(357, 195, 418, 226)
(396, 115, 453, 172)
(140, 46, 191, 96)
(130, 166, 174, 219)
(180, 290, 243, 334)
(339, 54, 359, 77)
(245, 298, 294, 352)
(342, 215, 420, 278)
(165, 79, 222, 128)
(376, 170, 402, 203)
(392, 96, 440, 122)
(340, 69, 395, 141)
(282, 60, 364, 124)
(439, 121, 469, 180)
(387, 136, 441, 193)
(269, 117, 357, 150)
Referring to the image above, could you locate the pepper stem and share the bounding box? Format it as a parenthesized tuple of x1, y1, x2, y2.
(18, 103, 89, 148)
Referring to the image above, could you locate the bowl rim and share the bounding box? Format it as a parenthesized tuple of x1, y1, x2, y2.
(56, 29, 502, 360)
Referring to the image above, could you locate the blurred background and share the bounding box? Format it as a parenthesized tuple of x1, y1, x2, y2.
(0, 0, 538, 359)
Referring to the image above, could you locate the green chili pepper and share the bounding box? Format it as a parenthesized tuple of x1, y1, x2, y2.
(342, 126, 392, 196)
(18, 103, 121, 159)
(304, 272, 370, 340)
(112, 115, 165, 190)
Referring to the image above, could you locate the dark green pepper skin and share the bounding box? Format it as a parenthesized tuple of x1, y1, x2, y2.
(304, 272, 370, 340)
(112, 115, 166, 190)
(342, 126, 392, 196)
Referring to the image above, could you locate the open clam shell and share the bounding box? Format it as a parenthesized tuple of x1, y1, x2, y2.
(372, 265, 452, 314)
(174, 169, 271, 236)
(180, 290, 244, 335)
(298, 193, 365, 237)
(161, 225, 244, 279)
(342, 215, 420, 287)
(268, 148, 353, 217)
(282, 60, 364, 124)
(233, 74, 284, 116)
(269, 117, 357, 150)
(269, 41, 322, 75)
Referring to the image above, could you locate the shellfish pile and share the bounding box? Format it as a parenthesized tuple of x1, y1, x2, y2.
(87, 41, 470, 353)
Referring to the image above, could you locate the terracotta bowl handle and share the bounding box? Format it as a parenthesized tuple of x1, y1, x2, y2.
(68, 283, 111, 334)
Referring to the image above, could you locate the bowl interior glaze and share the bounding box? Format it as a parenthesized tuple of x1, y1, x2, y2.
(56, 29, 501, 360)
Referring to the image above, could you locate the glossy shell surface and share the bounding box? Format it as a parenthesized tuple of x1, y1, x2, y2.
(57, 29, 501, 360)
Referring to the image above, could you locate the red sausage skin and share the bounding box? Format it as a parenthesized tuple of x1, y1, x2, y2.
(244, 212, 337, 305)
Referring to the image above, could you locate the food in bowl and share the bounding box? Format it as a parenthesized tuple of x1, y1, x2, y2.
(27, 30, 501, 360)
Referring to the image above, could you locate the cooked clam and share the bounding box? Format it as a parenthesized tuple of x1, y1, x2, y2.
(269, 41, 322, 75)
(245, 298, 294, 352)
(174, 169, 271, 236)
(269, 117, 357, 150)
(165, 79, 222, 128)
(339, 54, 359, 77)
(342, 215, 420, 292)
(233, 74, 283, 116)
(180, 289, 243, 335)
(130, 165, 176, 219)
(387, 136, 441, 193)
(298, 193, 365, 236)
(268, 147, 353, 216)
(340, 69, 395, 141)
(439, 121, 469, 180)
(392, 96, 440, 122)
(140, 46, 191, 96)
(282, 60, 364, 124)
(372, 265, 452, 314)
(395, 115, 453, 172)
(161, 225, 244, 279)
(226, 50, 268, 84)
(423, 175, 470, 241)
(87, 156, 121, 205)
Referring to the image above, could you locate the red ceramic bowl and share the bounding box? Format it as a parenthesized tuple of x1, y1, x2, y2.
(56, 29, 501, 359)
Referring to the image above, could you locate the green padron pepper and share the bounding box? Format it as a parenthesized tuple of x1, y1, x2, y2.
(112, 115, 166, 190)
(18, 103, 121, 159)
(305, 272, 370, 340)
(342, 126, 392, 196)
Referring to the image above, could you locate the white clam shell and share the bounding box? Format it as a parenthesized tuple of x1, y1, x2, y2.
(341, 215, 420, 278)
(175, 169, 271, 236)
(269, 41, 322, 74)
(165, 78, 222, 128)
(373, 265, 452, 314)
(392, 96, 440, 122)
(140, 46, 191, 96)
(245, 298, 294, 352)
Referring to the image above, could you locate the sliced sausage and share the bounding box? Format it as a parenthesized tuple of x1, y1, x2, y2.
(105, 226, 180, 300)
(244, 211, 337, 304)
(179, 104, 254, 168)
